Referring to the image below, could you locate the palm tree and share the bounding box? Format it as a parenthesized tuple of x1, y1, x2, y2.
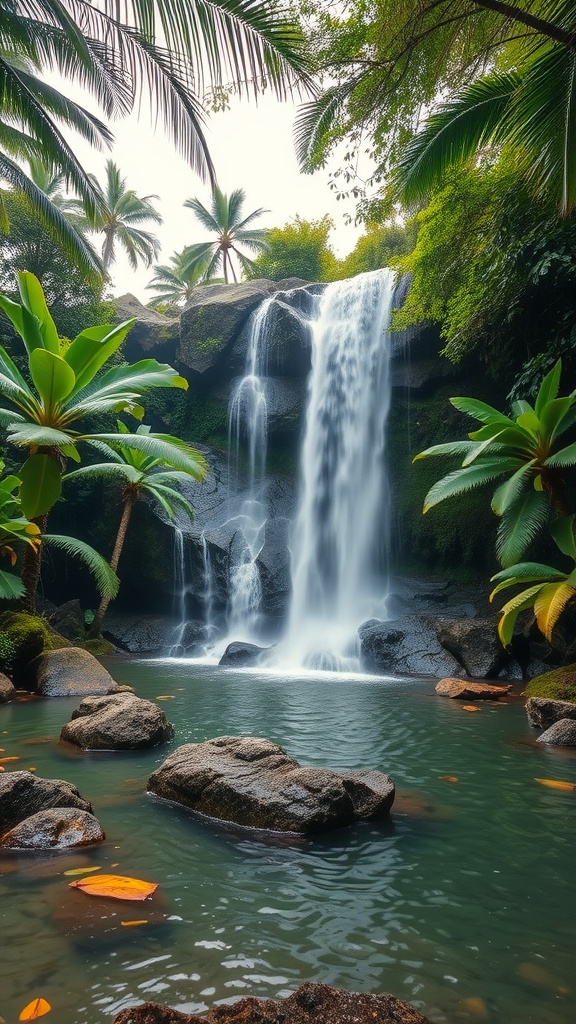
(0, 271, 202, 608)
(1, 1, 313, 272)
(64, 420, 205, 636)
(77, 160, 162, 271)
(184, 187, 269, 283)
(146, 247, 214, 308)
(394, 16, 576, 214)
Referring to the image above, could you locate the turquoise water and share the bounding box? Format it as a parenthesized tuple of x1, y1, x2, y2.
(0, 659, 575, 1024)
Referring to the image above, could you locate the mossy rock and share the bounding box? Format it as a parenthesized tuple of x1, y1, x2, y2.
(0, 611, 71, 685)
(524, 664, 576, 703)
(82, 637, 115, 657)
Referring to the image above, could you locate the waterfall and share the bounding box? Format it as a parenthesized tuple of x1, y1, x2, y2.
(168, 528, 187, 656)
(283, 269, 396, 669)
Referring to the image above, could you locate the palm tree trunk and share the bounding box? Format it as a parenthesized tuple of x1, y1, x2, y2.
(222, 248, 229, 283)
(102, 228, 115, 269)
(18, 514, 48, 614)
(88, 494, 136, 638)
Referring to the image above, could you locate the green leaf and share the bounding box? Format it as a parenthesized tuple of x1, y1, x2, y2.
(65, 320, 136, 395)
(7, 423, 75, 448)
(422, 459, 518, 513)
(18, 454, 62, 518)
(535, 360, 562, 416)
(545, 441, 576, 467)
(550, 516, 576, 559)
(17, 271, 60, 353)
(0, 568, 26, 600)
(451, 396, 515, 427)
(491, 461, 536, 516)
(539, 396, 574, 442)
(496, 490, 550, 567)
(29, 349, 76, 410)
(497, 584, 544, 647)
(43, 535, 119, 599)
(413, 441, 492, 461)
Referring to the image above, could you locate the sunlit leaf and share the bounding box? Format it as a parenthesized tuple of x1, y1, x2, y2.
(534, 778, 576, 791)
(120, 919, 149, 927)
(63, 866, 102, 877)
(462, 705, 481, 712)
(438, 775, 459, 782)
(69, 873, 158, 900)
(156, 694, 175, 700)
(0, 755, 21, 763)
(19, 997, 51, 1020)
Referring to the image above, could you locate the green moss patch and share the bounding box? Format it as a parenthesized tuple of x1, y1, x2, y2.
(0, 611, 71, 683)
(524, 664, 576, 703)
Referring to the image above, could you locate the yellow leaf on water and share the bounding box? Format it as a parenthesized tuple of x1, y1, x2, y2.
(27, 767, 37, 771)
(534, 778, 576, 792)
(120, 919, 149, 927)
(461, 996, 488, 1020)
(438, 775, 459, 783)
(111, 862, 120, 867)
(462, 705, 481, 712)
(156, 694, 175, 700)
(19, 997, 51, 1020)
(0, 755, 21, 763)
(69, 873, 158, 900)
(64, 866, 102, 877)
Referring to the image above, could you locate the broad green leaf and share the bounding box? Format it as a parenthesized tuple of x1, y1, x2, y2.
(0, 294, 24, 339)
(413, 441, 492, 461)
(534, 582, 576, 641)
(490, 566, 567, 600)
(65, 320, 136, 395)
(496, 490, 550, 566)
(516, 410, 540, 434)
(0, 568, 26, 600)
(540, 396, 575, 442)
(461, 433, 507, 466)
(30, 349, 76, 410)
(550, 516, 576, 559)
(491, 461, 535, 516)
(7, 423, 75, 448)
(535, 360, 562, 416)
(491, 561, 569, 583)
(18, 454, 62, 518)
(451, 396, 515, 427)
(497, 584, 545, 647)
(468, 424, 534, 446)
(511, 400, 534, 418)
(422, 459, 519, 513)
(17, 272, 59, 353)
(545, 442, 576, 467)
(87, 433, 206, 478)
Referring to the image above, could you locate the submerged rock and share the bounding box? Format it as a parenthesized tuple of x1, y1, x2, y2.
(0, 770, 92, 834)
(112, 982, 429, 1024)
(525, 696, 576, 729)
(0, 807, 105, 849)
(536, 719, 576, 747)
(60, 693, 174, 750)
(28, 647, 119, 696)
(435, 678, 512, 700)
(148, 736, 394, 833)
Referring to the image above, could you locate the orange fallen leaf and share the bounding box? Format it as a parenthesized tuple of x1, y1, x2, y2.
(121, 919, 149, 927)
(156, 694, 175, 700)
(461, 996, 488, 1019)
(0, 766, 4, 772)
(111, 862, 120, 867)
(27, 767, 37, 772)
(462, 705, 480, 712)
(0, 755, 21, 763)
(534, 778, 576, 792)
(64, 866, 102, 877)
(69, 873, 158, 900)
(19, 997, 51, 1020)
(438, 775, 459, 783)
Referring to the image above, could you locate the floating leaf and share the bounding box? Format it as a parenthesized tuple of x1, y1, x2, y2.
(120, 919, 149, 927)
(64, 866, 102, 877)
(69, 873, 159, 900)
(534, 778, 576, 791)
(0, 755, 21, 763)
(19, 997, 51, 1020)
(461, 996, 488, 1019)
(462, 705, 481, 712)
(438, 775, 459, 783)
(0, 766, 5, 772)
(111, 862, 120, 867)
(27, 766, 37, 771)
(156, 694, 175, 700)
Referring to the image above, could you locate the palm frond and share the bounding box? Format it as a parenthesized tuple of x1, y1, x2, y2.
(496, 489, 550, 566)
(42, 533, 119, 598)
(422, 459, 519, 513)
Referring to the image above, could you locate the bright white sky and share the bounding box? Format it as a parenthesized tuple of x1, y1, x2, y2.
(71, 94, 365, 301)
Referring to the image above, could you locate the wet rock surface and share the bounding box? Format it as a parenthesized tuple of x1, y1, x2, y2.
(358, 616, 462, 677)
(0, 807, 105, 848)
(60, 692, 174, 750)
(218, 642, 270, 667)
(0, 770, 92, 834)
(112, 982, 429, 1024)
(435, 678, 512, 700)
(0, 671, 15, 702)
(525, 696, 576, 728)
(148, 736, 395, 833)
(430, 617, 505, 678)
(102, 612, 175, 654)
(536, 719, 576, 746)
(28, 647, 119, 696)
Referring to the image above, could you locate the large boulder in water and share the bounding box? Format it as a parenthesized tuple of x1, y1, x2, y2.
(147, 736, 395, 832)
(112, 982, 429, 1024)
(358, 616, 462, 677)
(60, 693, 174, 750)
(218, 642, 269, 667)
(0, 770, 93, 834)
(525, 696, 576, 729)
(0, 671, 15, 702)
(0, 807, 105, 849)
(536, 719, 576, 746)
(435, 678, 512, 700)
(429, 616, 505, 678)
(27, 647, 119, 696)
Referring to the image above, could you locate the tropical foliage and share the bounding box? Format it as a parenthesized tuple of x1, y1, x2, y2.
(147, 247, 213, 308)
(184, 187, 269, 283)
(248, 215, 337, 282)
(0, 460, 40, 599)
(64, 420, 205, 635)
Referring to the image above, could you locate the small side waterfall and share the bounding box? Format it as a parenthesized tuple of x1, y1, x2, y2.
(283, 269, 396, 669)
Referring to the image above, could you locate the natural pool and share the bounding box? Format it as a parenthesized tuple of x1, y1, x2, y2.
(1, 659, 575, 1024)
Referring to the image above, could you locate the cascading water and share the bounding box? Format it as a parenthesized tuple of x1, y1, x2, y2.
(283, 268, 396, 669)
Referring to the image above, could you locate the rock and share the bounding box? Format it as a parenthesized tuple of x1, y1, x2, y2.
(536, 719, 576, 746)
(47, 599, 86, 641)
(430, 616, 505, 677)
(112, 982, 429, 1024)
(358, 616, 462, 677)
(0, 671, 15, 703)
(525, 697, 576, 729)
(102, 612, 174, 654)
(0, 610, 71, 685)
(0, 770, 92, 834)
(60, 693, 174, 750)
(218, 641, 269, 667)
(0, 807, 105, 849)
(148, 736, 394, 833)
(523, 663, 576, 703)
(114, 294, 180, 362)
(28, 647, 119, 696)
(435, 678, 512, 700)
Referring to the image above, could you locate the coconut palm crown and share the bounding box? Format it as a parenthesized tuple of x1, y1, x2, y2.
(184, 187, 269, 283)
